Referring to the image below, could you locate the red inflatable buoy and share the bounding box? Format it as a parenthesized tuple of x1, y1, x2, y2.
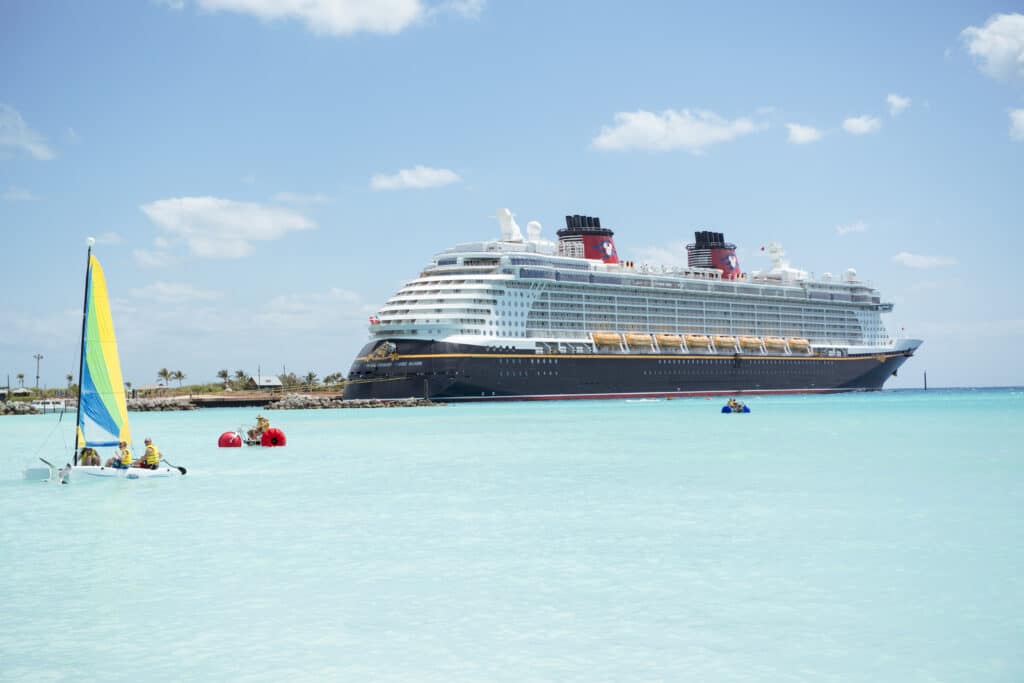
(261, 428, 287, 447)
(218, 431, 242, 448)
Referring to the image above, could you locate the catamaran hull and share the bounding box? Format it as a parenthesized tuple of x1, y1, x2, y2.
(343, 339, 917, 401)
(70, 466, 179, 480)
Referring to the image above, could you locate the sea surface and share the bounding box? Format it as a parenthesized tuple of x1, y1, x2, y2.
(1, 389, 1021, 682)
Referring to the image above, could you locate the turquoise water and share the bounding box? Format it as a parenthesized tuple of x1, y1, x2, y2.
(1, 390, 1022, 681)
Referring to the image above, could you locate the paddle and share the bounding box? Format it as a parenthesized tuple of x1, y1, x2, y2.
(160, 457, 187, 476)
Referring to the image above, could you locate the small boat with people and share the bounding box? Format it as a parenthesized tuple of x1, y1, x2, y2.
(721, 398, 751, 413)
(23, 238, 186, 483)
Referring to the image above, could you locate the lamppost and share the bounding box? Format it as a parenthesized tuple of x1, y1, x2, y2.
(33, 353, 43, 392)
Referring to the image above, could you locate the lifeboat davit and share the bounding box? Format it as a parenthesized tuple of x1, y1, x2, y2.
(218, 431, 243, 447)
(260, 428, 287, 447)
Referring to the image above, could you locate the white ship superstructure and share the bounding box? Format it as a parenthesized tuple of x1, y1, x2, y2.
(371, 211, 909, 355)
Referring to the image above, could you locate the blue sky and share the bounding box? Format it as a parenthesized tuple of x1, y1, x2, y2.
(1, 1, 1022, 390)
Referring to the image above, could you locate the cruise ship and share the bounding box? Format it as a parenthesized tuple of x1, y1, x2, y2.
(343, 209, 921, 401)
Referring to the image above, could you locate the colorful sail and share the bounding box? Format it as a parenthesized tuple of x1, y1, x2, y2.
(78, 254, 131, 448)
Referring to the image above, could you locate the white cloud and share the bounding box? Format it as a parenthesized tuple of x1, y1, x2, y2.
(0, 308, 79, 349)
(593, 109, 763, 153)
(887, 93, 911, 116)
(95, 231, 124, 245)
(628, 245, 689, 266)
(893, 251, 957, 269)
(842, 115, 881, 135)
(155, 0, 186, 9)
(1011, 109, 1024, 141)
(0, 104, 55, 160)
(429, 0, 484, 19)
(133, 248, 176, 268)
(2, 186, 36, 201)
(197, 0, 424, 36)
(130, 281, 223, 304)
(140, 196, 316, 258)
(252, 287, 365, 331)
(836, 221, 867, 236)
(785, 123, 823, 144)
(961, 13, 1024, 82)
(370, 166, 461, 190)
(273, 191, 330, 204)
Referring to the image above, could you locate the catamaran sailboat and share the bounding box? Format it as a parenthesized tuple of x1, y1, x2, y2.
(25, 238, 185, 482)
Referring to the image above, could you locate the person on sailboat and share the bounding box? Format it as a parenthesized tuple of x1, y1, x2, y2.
(79, 447, 101, 466)
(104, 440, 132, 469)
(134, 437, 161, 470)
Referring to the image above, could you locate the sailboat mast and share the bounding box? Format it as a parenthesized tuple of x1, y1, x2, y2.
(72, 241, 93, 465)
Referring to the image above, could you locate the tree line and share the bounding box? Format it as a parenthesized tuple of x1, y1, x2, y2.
(215, 369, 345, 389)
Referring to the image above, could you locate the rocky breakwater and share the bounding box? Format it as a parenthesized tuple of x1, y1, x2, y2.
(266, 393, 441, 410)
(1, 402, 40, 415)
(127, 397, 197, 412)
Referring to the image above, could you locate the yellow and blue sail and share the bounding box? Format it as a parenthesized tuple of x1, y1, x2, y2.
(78, 254, 131, 448)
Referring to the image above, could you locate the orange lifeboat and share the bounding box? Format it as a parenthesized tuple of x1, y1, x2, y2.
(592, 332, 622, 347)
(788, 337, 811, 352)
(684, 334, 711, 348)
(713, 335, 737, 350)
(655, 334, 683, 348)
(625, 333, 654, 348)
(764, 336, 787, 351)
(739, 336, 762, 350)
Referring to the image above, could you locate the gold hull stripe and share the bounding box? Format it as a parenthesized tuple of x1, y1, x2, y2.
(358, 351, 909, 363)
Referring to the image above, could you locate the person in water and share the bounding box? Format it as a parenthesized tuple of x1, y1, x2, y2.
(134, 437, 161, 469)
(79, 447, 101, 466)
(727, 398, 742, 411)
(104, 440, 132, 469)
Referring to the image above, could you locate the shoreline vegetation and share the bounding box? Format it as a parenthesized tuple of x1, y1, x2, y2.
(1, 371, 442, 415)
(1, 392, 441, 415)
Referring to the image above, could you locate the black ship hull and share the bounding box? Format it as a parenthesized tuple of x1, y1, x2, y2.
(343, 339, 915, 402)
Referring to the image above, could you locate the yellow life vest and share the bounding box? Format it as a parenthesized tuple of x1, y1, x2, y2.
(120, 448, 132, 466)
(144, 443, 160, 466)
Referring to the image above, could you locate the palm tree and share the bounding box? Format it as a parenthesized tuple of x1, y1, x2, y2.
(125, 381, 132, 392)
(323, 372, 344, 386)
(171, 370, 186, 387)
(66, 373, 74, 388)
(157, 368, 171, 386)
(303, 371, 319, 387)
(217, 369, 229, 385)
(234, 369, 247, 382)
(16, 373, 24, 388)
